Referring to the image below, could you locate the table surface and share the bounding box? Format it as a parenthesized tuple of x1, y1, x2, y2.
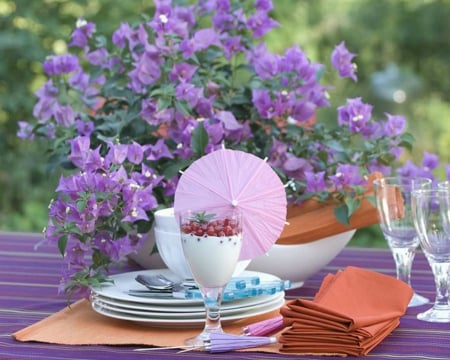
(1, 231, 449, 360)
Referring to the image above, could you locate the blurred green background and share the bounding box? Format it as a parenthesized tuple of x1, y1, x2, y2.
(1, 0, 449, 247)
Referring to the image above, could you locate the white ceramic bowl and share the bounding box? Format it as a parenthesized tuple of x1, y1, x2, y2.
(154, 207, 178, 232)
(154, 228, 192, 279)
(247, 230, 355, 288)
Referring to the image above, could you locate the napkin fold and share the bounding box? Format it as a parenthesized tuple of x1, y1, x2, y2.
(279, 266, 413, 356)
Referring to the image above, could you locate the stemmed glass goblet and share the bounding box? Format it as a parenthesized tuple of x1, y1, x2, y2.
(411, 188, 450, 322)
(373, 176, 431, 307)
(179, 209, 243, 347)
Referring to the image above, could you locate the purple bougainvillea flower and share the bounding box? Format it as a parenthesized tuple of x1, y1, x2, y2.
(337, 97, 372, 133)
(17, 121, 35, 140)
(68, 19, 96, 50)
(329, 164, 365, 189)
(331, 41, 358, 82)
(127, 141, 145, 165)
(53, 105, 76, 127)
(247, 9, 279, 38)
(145, 138, 174, 161)
(43, 54, 80, 76)
(169, 62, 198, 82)
(382, 113, 406, 137)
(304, 171, 327, 193)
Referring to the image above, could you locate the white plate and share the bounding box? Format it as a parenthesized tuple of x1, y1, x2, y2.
(91, 293, 206, 312)
(91, 295, 285, 328)
(91, 269, 283, 308)
(92, 289, 283, 313)
(90, 269, 286, 327)
(91, 292, 284, 319)
(91, 268, 201, 306)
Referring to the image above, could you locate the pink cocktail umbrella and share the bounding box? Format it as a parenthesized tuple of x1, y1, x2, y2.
(242, 315, 284, 336)
(174, 148, 287, 260)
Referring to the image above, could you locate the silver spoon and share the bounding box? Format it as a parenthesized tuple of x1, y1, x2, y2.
(135, 274, 196, 291)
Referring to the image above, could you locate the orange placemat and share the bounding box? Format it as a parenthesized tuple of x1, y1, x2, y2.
(13, 299, 282, 353)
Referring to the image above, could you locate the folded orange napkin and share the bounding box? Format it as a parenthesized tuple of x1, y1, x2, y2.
(279, 266, 413, 356)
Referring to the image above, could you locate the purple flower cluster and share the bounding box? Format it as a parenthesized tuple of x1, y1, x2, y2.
(18, 0, 447, 300)
(44, 136, 168, 296)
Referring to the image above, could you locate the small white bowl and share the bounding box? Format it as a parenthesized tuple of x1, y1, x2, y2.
(154, 228, 192, 279)
(247, 230, 355, 288)
(154, 207, 178, 233)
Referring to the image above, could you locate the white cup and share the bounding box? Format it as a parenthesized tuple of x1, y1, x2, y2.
(154, 207, 178, 233)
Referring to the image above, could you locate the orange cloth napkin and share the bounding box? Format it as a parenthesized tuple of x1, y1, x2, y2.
(279, 266, 413, 356)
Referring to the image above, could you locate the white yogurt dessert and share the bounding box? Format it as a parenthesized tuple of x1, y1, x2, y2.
(180, 212, 243, 288)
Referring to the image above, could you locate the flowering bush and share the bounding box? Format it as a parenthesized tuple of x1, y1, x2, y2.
(17, 0, 447, 300)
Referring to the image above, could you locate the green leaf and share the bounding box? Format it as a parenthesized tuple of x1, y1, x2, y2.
(76, 198, 87, 213)
(192, 211, 216, 223)
(399, 132, 415, 152)
(136, 219, 153, 234)
(151, 84, 175, 97)
(345, 196, 360, 218)
(334, 204, 350, 226)
(150, 243, 159, 255)
(94, 34, 107, 48)
(191, 122, 209, 156)
(58, 234, 68, 256)
(157, 97, 173, 111)
(161, 158, 192, 178)
(174, 100, 192, 116)
(377, 152, 396, 165)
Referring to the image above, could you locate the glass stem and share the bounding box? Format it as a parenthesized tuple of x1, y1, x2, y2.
(430, 262, 450, 308)
(391, 247, 415, 286)
(201, 286, 224, 335)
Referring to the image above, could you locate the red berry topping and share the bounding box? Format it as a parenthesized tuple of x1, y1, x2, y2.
(181, 212, 240, 237)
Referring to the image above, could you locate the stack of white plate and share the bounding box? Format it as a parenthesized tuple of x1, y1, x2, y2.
(90, 269, 285, 328)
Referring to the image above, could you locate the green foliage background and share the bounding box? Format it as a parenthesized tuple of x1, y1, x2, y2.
(1, 0, 449, 247)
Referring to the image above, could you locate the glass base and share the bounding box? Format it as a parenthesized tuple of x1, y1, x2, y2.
(185, 328, 223, 348)
(417, 306, 450, 323)
(408, 291, 429, 307)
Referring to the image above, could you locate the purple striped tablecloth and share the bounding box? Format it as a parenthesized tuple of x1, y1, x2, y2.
(1, 231, 449, 359)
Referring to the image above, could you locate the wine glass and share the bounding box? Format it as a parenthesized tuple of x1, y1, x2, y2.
(373, 176, 431, 307)
(411, 188, 450, 322)
(179, 209, 243, 347)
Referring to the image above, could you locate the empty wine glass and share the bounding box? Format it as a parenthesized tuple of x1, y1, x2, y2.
(179, 209, 243, 347)
(437, 180, 450, 190)
(373, 176, 431, 307)
(411, 188, 450, 322)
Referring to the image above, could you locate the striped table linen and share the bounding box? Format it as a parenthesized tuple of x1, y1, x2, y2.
(1, 231, 449, 359)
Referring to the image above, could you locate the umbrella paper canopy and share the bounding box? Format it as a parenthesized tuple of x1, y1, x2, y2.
(205, 332, 277, 353)
(174, 148, 287, 260)
(243, 315, 284, 336)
